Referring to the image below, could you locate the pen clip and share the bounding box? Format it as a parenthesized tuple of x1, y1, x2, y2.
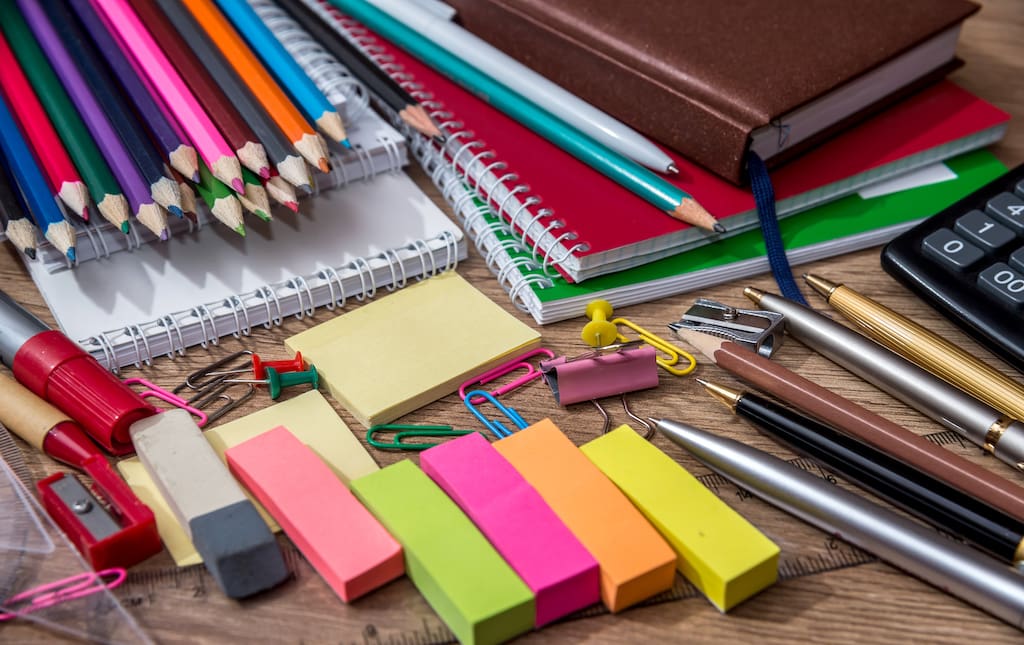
(669, 298, 786, 357)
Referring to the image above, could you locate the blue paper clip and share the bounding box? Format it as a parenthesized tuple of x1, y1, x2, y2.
(463, 389, 529, 439)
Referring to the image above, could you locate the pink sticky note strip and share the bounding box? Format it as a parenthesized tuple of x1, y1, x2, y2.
(420, 433, 599, 626)
(225, 426, 404, 602)
(540, 346, 659, 405)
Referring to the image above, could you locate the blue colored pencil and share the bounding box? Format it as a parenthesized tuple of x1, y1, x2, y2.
(42, 0, 183, 220)
(67, 0, 199, 182)
(0, 91, 76, 261)
(213, 0, 350, 147)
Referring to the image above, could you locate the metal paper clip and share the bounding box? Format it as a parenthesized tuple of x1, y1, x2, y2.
(181, 350, 254, 390)
(582, 300, 697, 376)
(668, 298, 786, 357)
(590, 395, 655, 440)
(459, 347, 555, 404)
(123, 377, 209, 427)
(181, 381, 256, 426)
(366, 424, 480, 451)
(463, 389, 529, 439)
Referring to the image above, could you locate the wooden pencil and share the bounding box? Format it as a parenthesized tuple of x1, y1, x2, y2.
(16, 0, 168, 240)
(181, 0, 332, 173)
(265, 174, 300, 212)
(0, 91, 76, 261)
(44, 1, 184, 219)
(151, 0, 312, 190)
(0, 32, 89, 219)
(169, 167, 198, 216)
(213, 0, 349, 147)
(126, 0, 271, 180)
(239, 167, 272, 221)
(0, 152, 39, 259)
(68, 0, 199, 182)
(0, 1, 130, 233)
(92, 0, 246, 194)
(195, 159, 246, 236)
(277, 0, 443, 140)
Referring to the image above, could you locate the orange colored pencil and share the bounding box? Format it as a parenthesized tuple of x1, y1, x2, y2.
(0, 31, 89, 219)
(181, 0, 330, 173)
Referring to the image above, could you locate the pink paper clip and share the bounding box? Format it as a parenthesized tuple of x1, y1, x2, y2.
(0, 568, 127, 622)
(459, 348, 555, 404)
(123, 377, 209, 428)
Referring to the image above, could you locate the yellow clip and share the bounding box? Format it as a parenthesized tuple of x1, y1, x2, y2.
(582, 300, 697, 376)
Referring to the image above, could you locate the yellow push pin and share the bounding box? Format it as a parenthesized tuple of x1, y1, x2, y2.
(581, 299, 697, 376)
(582, 300, 619, 347)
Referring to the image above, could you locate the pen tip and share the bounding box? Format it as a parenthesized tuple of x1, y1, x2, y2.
(666, 163, 679, 175)
(743, 286, 765, 304)
(804, 274, 838, 299)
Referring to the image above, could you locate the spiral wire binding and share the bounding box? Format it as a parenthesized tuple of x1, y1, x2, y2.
(301, 0, 564, 302)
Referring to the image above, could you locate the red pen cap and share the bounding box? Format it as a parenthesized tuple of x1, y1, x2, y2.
(13, 330, 155, 455)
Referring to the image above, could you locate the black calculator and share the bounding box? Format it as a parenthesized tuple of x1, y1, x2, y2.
(881, 163, 1024, 371)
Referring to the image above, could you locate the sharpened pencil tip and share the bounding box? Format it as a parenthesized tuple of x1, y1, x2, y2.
(168, 205, 184, 218)
(121, 222, 130, 234)
(713, 222, 726, 233)
(286, 201, 299, 212)
(341, 139, 352, 150)
(317, 158, 331, 173)
(160, 229, 170, 241)
(231, 178, 245, 194)
(192, 172, 200, 182)
(25, 247, 37, 260)
(259, 167, 271, 179)
(66, 247, 76, 262)
(432, 134, 447, 146)
(255, 210, 272, 222)
(234, 225, 246, 237)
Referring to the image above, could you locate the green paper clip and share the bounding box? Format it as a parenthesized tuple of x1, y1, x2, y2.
(367, 425, 479, 451)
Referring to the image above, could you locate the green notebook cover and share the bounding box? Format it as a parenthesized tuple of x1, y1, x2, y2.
(487, 150, 1006, 322)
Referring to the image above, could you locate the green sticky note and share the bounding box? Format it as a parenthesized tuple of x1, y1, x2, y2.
(582, 426, 779, 612)
(350, 461, 534, 645)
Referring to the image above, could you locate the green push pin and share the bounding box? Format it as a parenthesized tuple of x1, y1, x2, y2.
(225, 365, 319, 399)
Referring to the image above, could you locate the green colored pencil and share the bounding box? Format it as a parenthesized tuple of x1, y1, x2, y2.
(0, 0, 130, 234)
(239, 167, 272, 222)
(194, 159, 246, 236)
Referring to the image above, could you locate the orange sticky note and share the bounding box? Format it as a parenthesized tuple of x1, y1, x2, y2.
(495, 419, 677, 612)
(226, 426, 404, 602)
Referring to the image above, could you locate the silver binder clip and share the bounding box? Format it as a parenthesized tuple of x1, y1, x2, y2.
(668, 298, 786, 358)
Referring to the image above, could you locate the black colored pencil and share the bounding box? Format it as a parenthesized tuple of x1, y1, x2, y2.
(43, 1, 183, 219)
(0, 153, 38, 259)
(152, 0, 312, 190)
(275, 0, 443, 140)
(702, 381, 1024, 565)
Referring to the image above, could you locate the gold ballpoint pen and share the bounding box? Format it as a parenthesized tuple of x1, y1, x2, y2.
(805, 273, 1024, 453)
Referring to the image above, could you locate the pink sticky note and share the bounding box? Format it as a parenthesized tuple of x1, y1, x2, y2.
(226, 426, 404, 602)
(420, 432, 599, 626)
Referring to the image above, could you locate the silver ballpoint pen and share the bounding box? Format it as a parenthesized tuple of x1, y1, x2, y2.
(653, 418, 1024, 630)
(746, 287, 1024, 472)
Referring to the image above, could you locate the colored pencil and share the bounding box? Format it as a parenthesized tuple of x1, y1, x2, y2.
(278, 0, 443, 141)
(16, 0, 168, 240)
(0, 33, 90, 219)
(169, 168, 198, 217)
(265, 175, 300, 212)
(0, 152, 39, 259)
(181, 0, 332, 173)
(125, 0, 271, 180)
(67, 0, 199, 182)
(213, 0, 349, 147)
(327, 0, 721, 231)
(0, 91, 76, 261)
(239, 167, 272, 221)
(195, 160, 246, 236)
(43, 1, 184, 220)
(152, 0, 312, 190)
(0, 0, 130, 233)
(91, 0, 246, 194)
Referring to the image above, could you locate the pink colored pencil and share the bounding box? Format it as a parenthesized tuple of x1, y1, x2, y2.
(0, 31, 89, 219)
(90, 0, 245, 193)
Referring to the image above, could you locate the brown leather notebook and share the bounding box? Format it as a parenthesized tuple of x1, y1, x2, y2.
(444, 0, 980, 184)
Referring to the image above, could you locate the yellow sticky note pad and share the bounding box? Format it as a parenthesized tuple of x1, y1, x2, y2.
(285, 272, 541, 427)
(117, 390, 379, 566)
(581, 425, 779, 612)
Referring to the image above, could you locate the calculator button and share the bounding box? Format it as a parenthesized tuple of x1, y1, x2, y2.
(1016, 179, 1024, 198)
(987, 192, 1024, 232)
(921, 229, 985, 271)
(954, 210, 1016, 253)
(1010, 247, 1024, 272)
(978, 263, 1024, 309)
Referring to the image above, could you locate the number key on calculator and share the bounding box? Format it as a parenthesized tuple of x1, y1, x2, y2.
(882, 163, 1024, 370)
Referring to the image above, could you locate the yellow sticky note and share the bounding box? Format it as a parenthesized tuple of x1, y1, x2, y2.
(286, 272, 541, 427)
(117, 390, 379, 566)
(581, 425, 779, 612)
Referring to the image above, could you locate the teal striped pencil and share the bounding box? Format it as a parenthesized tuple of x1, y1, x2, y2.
(325, 0, 721, 232)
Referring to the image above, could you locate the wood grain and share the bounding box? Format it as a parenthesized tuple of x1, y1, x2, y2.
(2, 0, 1023, 641)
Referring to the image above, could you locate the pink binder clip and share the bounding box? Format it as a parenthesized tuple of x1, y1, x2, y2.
(540, 342, 659, 406)
(122, 377, 209, 427)
(459, 348, 555, 404)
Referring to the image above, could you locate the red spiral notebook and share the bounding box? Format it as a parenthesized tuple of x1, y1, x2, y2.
(374, 41, 1007, 284)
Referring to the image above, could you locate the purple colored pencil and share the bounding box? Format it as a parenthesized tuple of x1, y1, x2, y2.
(16, 0, 168, 240)
(68, 0, 199, 182)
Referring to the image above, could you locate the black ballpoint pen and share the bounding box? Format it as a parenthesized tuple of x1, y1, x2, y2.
(698, 379, 1024, 567)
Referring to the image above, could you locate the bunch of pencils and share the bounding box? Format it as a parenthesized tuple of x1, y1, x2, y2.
(0, 0, 371, 262)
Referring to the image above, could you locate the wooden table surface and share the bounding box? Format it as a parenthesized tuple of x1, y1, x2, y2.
(4, 1, 1024, 643)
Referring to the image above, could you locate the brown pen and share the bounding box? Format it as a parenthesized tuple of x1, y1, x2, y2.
(675, 328, 1024, 523)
